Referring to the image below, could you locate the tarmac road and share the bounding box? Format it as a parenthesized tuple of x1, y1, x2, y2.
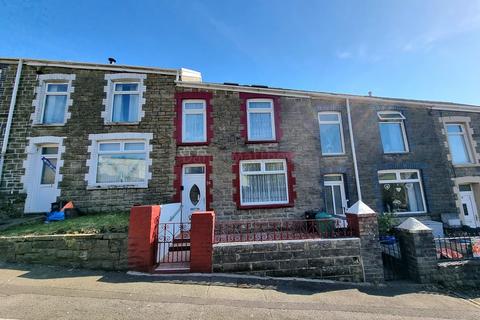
(0, 262, 479, 320)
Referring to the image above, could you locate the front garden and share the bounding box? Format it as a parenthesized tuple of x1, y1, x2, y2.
(0, 212, 129, 236)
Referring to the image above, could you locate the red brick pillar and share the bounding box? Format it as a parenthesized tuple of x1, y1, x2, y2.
(127, 205, 160, 272)
(190, 211, 215, 273)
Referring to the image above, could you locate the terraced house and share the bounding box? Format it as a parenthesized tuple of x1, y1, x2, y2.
(0, 57, 479, 229)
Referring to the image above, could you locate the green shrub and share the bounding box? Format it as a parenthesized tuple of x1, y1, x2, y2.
(378, 212, 396, 236)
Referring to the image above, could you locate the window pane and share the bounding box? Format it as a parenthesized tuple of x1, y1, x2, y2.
(447, 134, 471, 164)
(319, 123, 343, 154)
(241, 173, 287, 204)
(319, 114, 339, 122)
(249, 113, 273, 140)
(265, 162, 284, 171)
(400, 171, 418, 180)
(185, 166, 205, 174)
(124, 142, 145, 151)
(97, 153, 146, 183)
(41, 158, 57, 184)
(333, 185, 343, 215)
(248, 101, 272, 109)
(184, 113, 205, 142)
(379, 123, 406, 153)
(184, 102, 204, 110)
(324, 175, 342, 182)
(99, 143, 121, 152)
(42, 147, 58, 155)
(378, 172, 397, 181)
(446, 124, 462, 133)
(47, 84, 68, 92)
(459, 184, 472, 192)
(112, 94, 139, 122)
(242, 162, 261, 172)
(115, 83, 138, 91)
(324, 186, 334, 214)
(381, 182, 424, 213)
(43, 95, 67, 123)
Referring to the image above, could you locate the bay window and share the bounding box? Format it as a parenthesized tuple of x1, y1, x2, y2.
(378, 111, 408, 153)
(446, 123, 474, 165)
(318, 112, 345, 155)
(378, 170, 426, 214)
(247, 99, 275, 141)
(182, 100, 206, 143)
(240, 159, 288, 205)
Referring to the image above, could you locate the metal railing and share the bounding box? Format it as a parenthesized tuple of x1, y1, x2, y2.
(157, 222, 191, 264)
(214, 218, 353, 244)
(434, 236, 477, 261)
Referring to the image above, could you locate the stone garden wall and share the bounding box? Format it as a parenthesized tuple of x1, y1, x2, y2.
(0, 233, 128, 271)
(434, 260, 480, 289)
(212, 238, 364, 282)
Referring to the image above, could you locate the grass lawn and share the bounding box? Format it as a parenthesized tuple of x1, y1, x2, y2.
(0, 212, 129, 237)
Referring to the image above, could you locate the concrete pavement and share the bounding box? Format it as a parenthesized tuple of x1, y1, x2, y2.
(0, 262, 478, 320)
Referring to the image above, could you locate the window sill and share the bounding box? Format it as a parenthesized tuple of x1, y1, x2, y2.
(86, 184, 148, 190)
(383, 152, 409, 155)
(452, 163, 480, 168)
(104, 122, 140, 126)
(237, 202, 294, 210)
(178, 142, 208, 146)
(386, 211, 427, 216)
(321, 153, 347, 158)
(245, 140, 279, 144)
(32, 123, 66, 127)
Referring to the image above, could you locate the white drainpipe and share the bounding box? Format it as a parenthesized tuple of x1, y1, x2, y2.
(0, 59, 23, 183)
(346, 98, 362, 201)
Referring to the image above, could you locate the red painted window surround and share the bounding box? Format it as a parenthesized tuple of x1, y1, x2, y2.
(175, 92, 213, 146)
(232, 152, 296, 209)
(173, 156, 213, 211)
(239, 92, 282, 144)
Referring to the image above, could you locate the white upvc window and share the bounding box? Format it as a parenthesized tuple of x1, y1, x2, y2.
(86, 133, 152, 188)
(324, 174, 347, 216)
(240, 159, 288, 205)
(102, 73, 146, 124)
(378, 111, 409, 153)
(182, 99, 206, 143)
(247, 99, 275, 141)
(32, 74, 75, 125)
(446, 123, 474, 165)
(41, 83, 69, 124)
(318, 112, 345, 155)
(378, 169, 426, 214)
(111, 82, 140, 122)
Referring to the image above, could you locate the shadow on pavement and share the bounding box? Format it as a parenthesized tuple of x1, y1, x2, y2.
(1, 261, 474, 299)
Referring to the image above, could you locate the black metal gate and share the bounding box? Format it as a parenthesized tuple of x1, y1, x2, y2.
(379, 238, 408, 281)
(157, 222, 191, 266)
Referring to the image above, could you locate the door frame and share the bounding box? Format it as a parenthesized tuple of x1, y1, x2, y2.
(324, 174, 348, 216)
(173, 156, 213, 212)
(459, 185, 479, 228)
(181, 163, 206, 221)
(22, 136, 65, 213)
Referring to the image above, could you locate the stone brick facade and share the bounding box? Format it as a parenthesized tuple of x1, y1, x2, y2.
(0, 58, 478, 226)
(212, 238, 364, 282)
(0, 233, 128, 271)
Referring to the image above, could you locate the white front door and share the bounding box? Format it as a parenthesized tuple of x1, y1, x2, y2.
(25, 144, 60, 213)
(324, 174, 347, 215)
(181, 164, 206, 222)
(459, 185, 479, 228)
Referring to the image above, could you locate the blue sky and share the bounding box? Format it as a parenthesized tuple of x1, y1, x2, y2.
(1, 0, 480, 105)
